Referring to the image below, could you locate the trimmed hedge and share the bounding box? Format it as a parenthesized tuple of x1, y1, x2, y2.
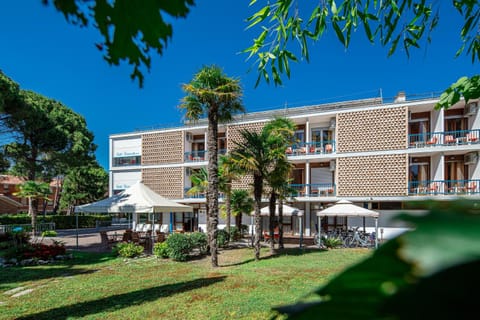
(0, 214, 111, 229)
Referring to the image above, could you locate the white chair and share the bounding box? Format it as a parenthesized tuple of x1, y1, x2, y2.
(160, 225, 169, 233)
(143, 224, 152, 232)
(154, 224, 161, 232)
(136, 223, 145, 232)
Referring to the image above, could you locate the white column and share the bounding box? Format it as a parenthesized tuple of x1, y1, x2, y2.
(305, 161, 310, 195)
(305, 204, 311, 236)
(305, 118, 310, 153)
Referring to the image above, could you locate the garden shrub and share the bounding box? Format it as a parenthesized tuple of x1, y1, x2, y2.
(41, 230, 58, 237)
(322, 236, 344, 249)
(189, 232, 208, 254)
(4, 242, 66, 261)
(153, 242, 169, 258)
(113, 242, 144, 258)
(166, 233, 192, 261)
(228, 226, 242, 241)
(0, 214, 111, 229)
(216, 229, 230, 247)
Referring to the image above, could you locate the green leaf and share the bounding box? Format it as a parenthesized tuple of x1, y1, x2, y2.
(332, 21, 345, 46)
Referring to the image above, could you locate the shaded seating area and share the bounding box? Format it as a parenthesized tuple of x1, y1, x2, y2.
(75, 181, 193, 253)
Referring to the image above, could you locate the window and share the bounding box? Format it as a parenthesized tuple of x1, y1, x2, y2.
(113, 156, 141, 166)
(174, 212, 196, 232)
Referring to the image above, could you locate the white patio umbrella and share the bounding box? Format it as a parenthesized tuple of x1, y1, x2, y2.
(258, 204, 304, 216)
(316, 199, 379, 248)
(75, 181, 193, 252)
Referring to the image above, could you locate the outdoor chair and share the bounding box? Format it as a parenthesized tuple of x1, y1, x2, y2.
(156, 231, 166, 243)
(444, 135, 455, 144)
(100, 231, 115, 249)
(426, 136, 438, 145)
(466, 133, 478, 143)
(464, 181, 477, 194)
(122, 229, 132, 242)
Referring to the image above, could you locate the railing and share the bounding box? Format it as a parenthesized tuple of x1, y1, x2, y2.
(409, 129, 480, 148)
(184, 149, 227, 162)
(184, 150, 206, 162)
(286, 140, 336, 155)
(0, 222, 56, 234)
(408, 179, 480, 195)
(289, 183, 336, 197)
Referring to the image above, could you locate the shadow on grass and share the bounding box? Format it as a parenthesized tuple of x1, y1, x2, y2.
(17, 276, 227, 320)
(220, 246, 326, 267)
(0, 251, 116, 288)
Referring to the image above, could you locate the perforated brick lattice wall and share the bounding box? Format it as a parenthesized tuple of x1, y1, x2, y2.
(227, 122, 265, 190)
(226, 122, 264, 150)
(337, 154, 408, 196)
(142, 167, 184, 199)
(337, 107, 407, 153)
(142, 131, 184, 165)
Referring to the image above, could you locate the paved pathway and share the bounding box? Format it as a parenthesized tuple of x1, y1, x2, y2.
(39, 226, 127, 253)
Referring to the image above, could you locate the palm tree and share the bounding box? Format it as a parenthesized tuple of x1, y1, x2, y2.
(187, 167, 209, 199)
(14, 180, 51, 235)
(230, 189, 254, 231)
(180, 65, 244, 267)
(231, 129, 272, 260)
(263, 117, 295, 253)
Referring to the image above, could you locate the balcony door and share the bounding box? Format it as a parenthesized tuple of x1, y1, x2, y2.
(311, 128, 332, 146)
(445, 155, 467, 190)
(409, 157, 430, 192)
(409, 112, 430, 143)
(445, 109, 467, 136)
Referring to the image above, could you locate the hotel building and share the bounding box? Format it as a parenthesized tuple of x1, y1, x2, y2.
(109, 92, 480, 238)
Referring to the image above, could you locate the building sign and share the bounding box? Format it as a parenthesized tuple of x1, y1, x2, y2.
(113, 137, 141, 158)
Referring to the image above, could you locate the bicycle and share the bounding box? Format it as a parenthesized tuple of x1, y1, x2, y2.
(345, 227, 374, 248)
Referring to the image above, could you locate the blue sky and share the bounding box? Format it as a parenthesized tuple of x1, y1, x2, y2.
(0, 1, 477, 170)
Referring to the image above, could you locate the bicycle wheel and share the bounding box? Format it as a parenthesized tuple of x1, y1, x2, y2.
(343, 236, 353, 248)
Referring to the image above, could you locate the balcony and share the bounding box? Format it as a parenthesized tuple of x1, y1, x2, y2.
(289, 183, 336, 197)
(408, 179, 479, 196)
(286, 141, 336, 156)
(184, 150, 206, 162)
(409, 129, 480, 148)
(184, 149, 227, 162)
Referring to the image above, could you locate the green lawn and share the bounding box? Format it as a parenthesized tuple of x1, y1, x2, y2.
(0, 247, 370, 320)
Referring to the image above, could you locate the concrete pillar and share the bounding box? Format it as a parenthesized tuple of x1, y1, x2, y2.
(305, 203, 311, 236)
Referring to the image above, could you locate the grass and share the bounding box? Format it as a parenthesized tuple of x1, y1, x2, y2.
(0, 246, 371, 320)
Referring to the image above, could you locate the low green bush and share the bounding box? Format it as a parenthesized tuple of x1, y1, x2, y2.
(216, 229, 230, 247)
(229, 226, 242, 241)
(0, 214, 111, 229)
(189, 232, 208, 254)
(41, 230, 58, 237)
(153, 242, 169, 258)
(166, 233, 192, 261)
(113, 242, 144, 258)
(322, 236, 344, 249)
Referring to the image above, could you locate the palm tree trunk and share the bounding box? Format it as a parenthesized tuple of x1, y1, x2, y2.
(269, 192, 276, 254)
(253, 174, 263, 261)
(226, 183, 231, 235)
(207, 106, 219, 267)
(29, 198, 36, 236)
(278, 198, 284, 249)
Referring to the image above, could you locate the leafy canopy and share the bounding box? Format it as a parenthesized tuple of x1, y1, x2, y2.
(44, 0, 195, 87)
(245, 0, 479, 87)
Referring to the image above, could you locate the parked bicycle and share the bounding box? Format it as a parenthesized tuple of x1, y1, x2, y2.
(344, 227, 375, 248)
